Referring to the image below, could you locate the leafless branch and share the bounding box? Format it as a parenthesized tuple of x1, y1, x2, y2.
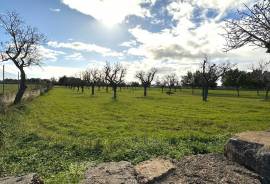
(223, 0, 270, 53)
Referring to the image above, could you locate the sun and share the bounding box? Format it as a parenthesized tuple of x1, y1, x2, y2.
(98, 11, 123, 28)
(101, 19, 117, 28)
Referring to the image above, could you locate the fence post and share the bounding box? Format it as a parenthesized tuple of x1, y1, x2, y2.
(2, 65, 4, 95)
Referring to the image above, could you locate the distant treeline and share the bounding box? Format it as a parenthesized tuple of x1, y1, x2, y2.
(58, 76, 139, 88)
(57, 63, 270, 100)
(0, 78, 53, 84)
(182, 68, 270, 97)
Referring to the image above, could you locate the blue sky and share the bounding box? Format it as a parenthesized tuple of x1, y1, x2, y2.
(0, 0, 268, 80)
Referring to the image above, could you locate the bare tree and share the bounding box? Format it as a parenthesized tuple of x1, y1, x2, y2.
(201, 56, 232, 101)
(223, 0, 270, 53)
(164, 73, 178, 95)
(96, 71, 104, 91)
(104, 62, 126, 99)
(104, 76, 110, 93)
(161, 79, 167, 93)
(83, 68, 100, 95)
(135, 68, 157, 97)
(0, 11, 45, 104)
(75, 71, 85, 93)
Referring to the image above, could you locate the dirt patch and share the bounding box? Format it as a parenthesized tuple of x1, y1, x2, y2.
(0, 173, 43, 184)
(83, 161, 138, 184)
(156, 154, 261, 184)
(83, 154, 262, 184)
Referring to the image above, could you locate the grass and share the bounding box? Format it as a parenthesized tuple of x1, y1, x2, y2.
(0, 87, 270, 183)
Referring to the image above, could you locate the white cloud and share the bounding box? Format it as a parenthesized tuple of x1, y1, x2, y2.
(2, 60, 108, 80)
(119, 40, 137, 48)
(61, 0, 156, 26)
(48, 41, 123, 57)
(49, 8, 61, 12)
(26, 66, 83, 79)
(124, 0, 269, 79)
(38, 46, 65, 62)
(168, 0, 254, 21)
(65, 52, 84, 61)
(5, 0, 266, 81)
(194, 0, 254, 20)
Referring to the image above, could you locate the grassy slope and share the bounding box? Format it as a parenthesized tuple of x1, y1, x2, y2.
(0, 87, 270, 183)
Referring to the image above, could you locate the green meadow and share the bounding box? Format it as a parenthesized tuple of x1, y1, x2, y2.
(0, 87, 270, 183)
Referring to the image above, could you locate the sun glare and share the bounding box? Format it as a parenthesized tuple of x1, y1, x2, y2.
(101, 19, 117, 28)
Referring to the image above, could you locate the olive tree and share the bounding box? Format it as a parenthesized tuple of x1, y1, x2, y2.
(251, 61, 270, 99)
(0, 11, 45, 104)
(222, 69, 247, 97)
(181, 71, 195, 94)
(104, 62, 126, 99)
(135, 68, 157, 97)
(264, 71, 270, 100)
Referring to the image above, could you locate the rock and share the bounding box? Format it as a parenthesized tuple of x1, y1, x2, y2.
(0, 173, 43, 184)
(157, 154, 262, 184)
(83, 161, 138, 184)
(135, 158, 175, 184)
(224, 131, 270, 183)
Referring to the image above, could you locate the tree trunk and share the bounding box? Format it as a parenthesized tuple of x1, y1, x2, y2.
(91, 85, 95, 95)
(192, 87, 194, 95)
(257, 89, 260, 96)
(236, 87, 240, 97)
(202, 85, 208, 102)
(202, 87, 205, 101)
(144, 86, 147, 97)
(205, 86, 209, 101)
(265, 87, 269, 100)
(81, 86, 84, 93)
(161, 87, 164, 93)
(113, 85, 117, 99)
(106, 85, 109, 93)
(14, 68, 27, 104)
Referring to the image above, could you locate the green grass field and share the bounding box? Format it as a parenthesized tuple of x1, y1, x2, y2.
(0, 87, 270, 183)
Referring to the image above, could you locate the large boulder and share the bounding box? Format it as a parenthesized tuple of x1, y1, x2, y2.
(83, 161, 138, 184)
(224, 131, 270, 183)
(0, 173, 43, 184)
(135, 158, 175, 184)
